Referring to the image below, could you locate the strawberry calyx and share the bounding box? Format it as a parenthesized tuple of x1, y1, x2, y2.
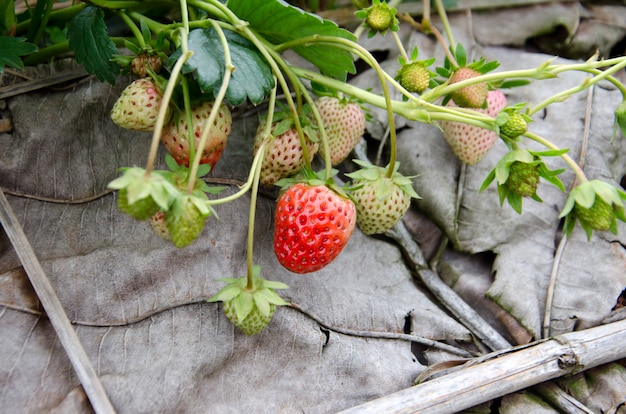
(108, 167, 179, 220)
(355, 0, 399, 37)
(345, 159, 419, 200)
(275, 167, 350, 200)
(166, 192, 216, 248)
(560, 180, 626, 239)
(208, 265, 289, 336)
(480, 148, 566, 214)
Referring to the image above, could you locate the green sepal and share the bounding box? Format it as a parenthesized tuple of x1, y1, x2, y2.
(346, 159, 420, 200)
(208, 266, 289, 320)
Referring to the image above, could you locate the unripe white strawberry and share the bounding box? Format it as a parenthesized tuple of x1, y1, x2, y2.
(440, 89, 507, 165)
(315, 96, 365, 166)
(346, 161, 419, 235)
(254, 120, 318, 186)
(111, 78, 170, 132)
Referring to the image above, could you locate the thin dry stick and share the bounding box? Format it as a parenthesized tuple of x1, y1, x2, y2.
(0, 189, 115, 414)
(338, 318, 626, 414)
(542, 84, 595, 339)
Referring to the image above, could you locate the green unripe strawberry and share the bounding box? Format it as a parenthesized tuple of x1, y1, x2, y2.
(500, 112, 528, 139)
(117, 188, 160, 221)
(574, 197, 615, 231)
(397, 62, 430, 94)
(165, 195, 211, 248)
(366, 3, 395, 32)
(209, 266, 289, 336)
(223, 300, 276, 336)
(449, 67, 487, 108)
(505, 161, 540, 198)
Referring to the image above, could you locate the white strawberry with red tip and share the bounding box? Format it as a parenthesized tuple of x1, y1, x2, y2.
(111, 78, 170, 132)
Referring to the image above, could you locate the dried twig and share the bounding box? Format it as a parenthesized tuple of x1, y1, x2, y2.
(0, 189, 116, 414)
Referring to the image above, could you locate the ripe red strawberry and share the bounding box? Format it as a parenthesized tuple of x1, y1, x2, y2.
(111, 78, 170, 132)
(347, 161, 419, 235)
(254, 119, 318, 186)
(274, 183, 356, 274)
(440, 89, 507, 165)
(161, 101, 232, 167)
(449, 67, 487, 108)
(315, 96, 365, 166)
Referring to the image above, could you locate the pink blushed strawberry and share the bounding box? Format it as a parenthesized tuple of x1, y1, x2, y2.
(440, 89, 507, 165)
(161, 101, 232, 168)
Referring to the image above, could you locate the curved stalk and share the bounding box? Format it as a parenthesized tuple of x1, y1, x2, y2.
(525, 131, 588, 184)
(186, 21, 233, 194)
(145, 37, 191, 175)
(117, 11, 146, 48)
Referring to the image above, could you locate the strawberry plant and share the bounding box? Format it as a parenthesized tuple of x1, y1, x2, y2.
(4, 0, 626, 365)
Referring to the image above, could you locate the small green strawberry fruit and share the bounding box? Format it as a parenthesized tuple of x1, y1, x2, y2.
(108, 167, 177, 221)
(500, 112, 528, 139)
(346, 160, 419, 235)
(506, 161, 540, 198)
(397, 62, 430, 94)
(111, 78, 170, 132)
(165, 194, 214, 248)
(209, 266, 289, 336)
(481, 148, 566, 214)
(560, 180, 626, 240)
(315, 96, 366, 166)
(356, 0, 398, 36)
(574, 197, 614, 232)
(449, 67, 487, 108)
(117, 187, 160, 221)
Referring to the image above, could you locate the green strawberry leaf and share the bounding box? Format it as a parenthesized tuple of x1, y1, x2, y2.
(0, 36, 37, 72)
(227, 0, 356, 81)
(169, 28, 274, 106)
(67, 6, 120, 84)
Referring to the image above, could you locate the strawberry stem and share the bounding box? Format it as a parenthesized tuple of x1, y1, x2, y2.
(186, 21, 234, 195)
(144, 39, 191, 175)
(181, 75, 196, 164)
(116, 11, 146, 48)
(525, 131, 588, 184)
(434, 0, 455, 54)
